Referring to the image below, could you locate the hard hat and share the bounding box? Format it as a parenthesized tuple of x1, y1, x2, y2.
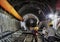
(48, 22, 53, 27)
(48, 22, 53, 26)
(34, 27, 39, 31)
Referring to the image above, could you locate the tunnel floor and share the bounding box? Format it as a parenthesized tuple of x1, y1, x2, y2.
(13, 34, 42, 42)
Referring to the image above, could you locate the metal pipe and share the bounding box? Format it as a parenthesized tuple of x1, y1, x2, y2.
(0, 0, 23, 21)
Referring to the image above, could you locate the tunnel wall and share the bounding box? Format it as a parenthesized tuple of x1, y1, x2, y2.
(0, 8, 20, 33)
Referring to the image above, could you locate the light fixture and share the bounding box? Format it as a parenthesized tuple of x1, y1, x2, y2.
(48, 13, 58, 20)
(48, 13, 54, 19)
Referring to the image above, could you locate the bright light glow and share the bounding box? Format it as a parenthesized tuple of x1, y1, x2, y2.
(47, 12, 59, 30)
(48, 14, 54, 19)
(48, 13, 58, 19)
(55, 12, 58, 18)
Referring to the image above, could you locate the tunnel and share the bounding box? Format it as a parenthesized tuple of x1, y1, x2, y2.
(0, 0, 60, 42)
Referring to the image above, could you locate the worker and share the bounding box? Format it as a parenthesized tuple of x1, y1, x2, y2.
(31, 26, 39, 42)
(42, 27, 48, 42)
(47, 24, 55, 42)
(0, 0, 23, 21)
(20, 21, 27, 30)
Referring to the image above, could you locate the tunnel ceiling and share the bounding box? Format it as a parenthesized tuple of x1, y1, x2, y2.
(7, 0, 56, 21)
(8, 0, 56, 10)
